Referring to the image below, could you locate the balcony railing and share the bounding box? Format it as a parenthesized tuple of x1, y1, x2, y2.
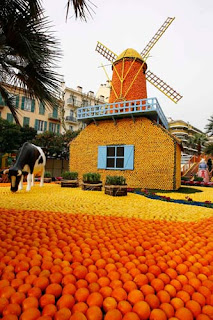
(48, 113, 60, 121)
(77, 97, 168, 129)
(65, 116, 77, 123)
(67, 98, 82, 107)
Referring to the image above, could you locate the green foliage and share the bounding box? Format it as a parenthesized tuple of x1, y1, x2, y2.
(62, 171, 78, 180)
(189, 133, 208, 155)
(205, 143, 213, 156)
(0, 118, 37, 153)
(181, 176, 190, 181)
(193, 175, 203, 182)
(44, 171, 51, 178)
(83, 172, 101, 183)
(32, 130, 80, 159)
(105, 175, 126, 185)
(207, 158, 212, 171)
(205, 115, 213, 136)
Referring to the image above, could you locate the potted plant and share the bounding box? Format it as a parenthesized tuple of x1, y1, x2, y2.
(44, 171, 52, 183)
(61, 171, 78, 188)
(82, 172, 102, 191)
(105, 175, 127, 196)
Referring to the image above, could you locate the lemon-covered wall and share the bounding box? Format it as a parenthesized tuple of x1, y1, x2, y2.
(70, 117, 181, 190)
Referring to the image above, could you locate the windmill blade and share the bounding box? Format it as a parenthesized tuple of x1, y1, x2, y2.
(146, 70, 183, 103)
(141, 17, 175, 59)
(95, 41, 118, 62)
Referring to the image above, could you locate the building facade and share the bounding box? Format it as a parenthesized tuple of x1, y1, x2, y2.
(62, 85, 106, 133)
(0, 85, 61, 134)
(168, 119, 206, 156)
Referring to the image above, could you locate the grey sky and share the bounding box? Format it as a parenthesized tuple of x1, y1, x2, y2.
(43, 0, 213, 131)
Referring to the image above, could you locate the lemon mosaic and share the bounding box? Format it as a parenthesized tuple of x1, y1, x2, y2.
(70, 117, 181, 190)
(156, 186, 213, 202)
(0, 184, 212, 222)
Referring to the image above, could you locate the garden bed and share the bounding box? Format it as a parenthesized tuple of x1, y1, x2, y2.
(105, 185, 127, 196)
(61, 180, 79, 188)
(82, 182, 102, 191)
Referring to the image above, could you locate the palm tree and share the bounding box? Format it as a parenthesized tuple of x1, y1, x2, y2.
(205, 143, 213, 157)
(0, 0, 62, 124)
(189, 133, 208, 156)
(205, 115, 213, 137)
(66, 0, 95, 21)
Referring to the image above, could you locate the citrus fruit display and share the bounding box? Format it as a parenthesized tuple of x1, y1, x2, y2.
(0, 184, 213, 319)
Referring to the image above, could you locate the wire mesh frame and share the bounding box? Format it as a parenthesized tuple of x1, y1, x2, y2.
(95, 42, 118, 62)
(146, 70, 182, 103)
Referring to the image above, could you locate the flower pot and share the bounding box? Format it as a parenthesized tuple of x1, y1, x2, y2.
(61, 180, 79, 188)
(105, 185, 127, 196)
(82, 182, 102, 191)
(44, 178, 52, 183)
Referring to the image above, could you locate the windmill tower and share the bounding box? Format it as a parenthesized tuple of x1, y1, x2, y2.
(96, 17, 182, 105)
(72, 18, 182, 190)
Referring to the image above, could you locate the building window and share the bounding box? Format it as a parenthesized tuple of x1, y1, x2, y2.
(69, 125, 73, 131)
(39, 102, 45, 115)
(98, 145, 134, 170)
(49, 122, 60, 134)
(35, 119, 47, 132)
(21, 97, 35, 112)
(107, 146, 124, 169)
(7, 113, 13, 123)
(23, 117, 30, 126)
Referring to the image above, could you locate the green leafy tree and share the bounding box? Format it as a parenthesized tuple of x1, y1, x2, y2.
(205, 115, 213, 137)
(205, 143, 213, 157)
(189, 133, 208, 156)
(0, 0, 62, 124)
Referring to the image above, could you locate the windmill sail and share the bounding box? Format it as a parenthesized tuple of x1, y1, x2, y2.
(95, 41, 118, 62)
(141, 17, 175, 60)
(146, 70, 182, 103)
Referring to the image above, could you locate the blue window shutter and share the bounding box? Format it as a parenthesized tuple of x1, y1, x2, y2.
(57, 124, 60, 134)
(23, 117, 30, 126)
(7, 113, 13, 123)
(97, 146, 107, 169)
(53, 106, 58, 118)
(39, 102, 45, 115)
(0, 93, 4, 106)
(49, 122, 52, 132)
(15, 95, 19, 108)
(124, 145, 134, 170)
(31, 99, 35, 112)
(44, 121, 47, 131)
(34, 119, 39, 131)
(21, 96, 25, 110)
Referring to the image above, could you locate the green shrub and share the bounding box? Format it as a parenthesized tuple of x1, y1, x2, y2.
(181, 176, 190, 181)
(193, 175, 203, 182)
(105, 175, 126, 185)
(83, 172, 101, 183)
(62, 171, 78, 180)
(44, 171, 51, 178)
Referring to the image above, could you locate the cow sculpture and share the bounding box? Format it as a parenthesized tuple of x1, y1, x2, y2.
(4, 142, 46, 192)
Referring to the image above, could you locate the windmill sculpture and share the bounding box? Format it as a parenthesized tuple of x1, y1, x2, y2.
(95, 17, 182, 105)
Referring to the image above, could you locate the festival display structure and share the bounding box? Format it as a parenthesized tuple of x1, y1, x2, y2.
(70, 17, 183, 190)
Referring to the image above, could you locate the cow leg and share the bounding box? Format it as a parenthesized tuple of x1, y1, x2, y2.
(18, 175, 23, 190)
(26, 173, 32, 191)
(31, 174, 34, 187)
(40, 168, 44, 187)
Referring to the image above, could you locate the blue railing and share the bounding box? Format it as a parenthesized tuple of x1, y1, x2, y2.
(77, 97, 168, 129)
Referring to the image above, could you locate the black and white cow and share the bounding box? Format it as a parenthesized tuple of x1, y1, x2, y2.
(4, 142, 46, 192)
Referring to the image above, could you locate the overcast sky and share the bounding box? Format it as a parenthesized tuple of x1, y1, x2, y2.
(43, 0, 213, 131)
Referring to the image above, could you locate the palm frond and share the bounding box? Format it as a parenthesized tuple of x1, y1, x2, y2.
(66, 0, 96, 21)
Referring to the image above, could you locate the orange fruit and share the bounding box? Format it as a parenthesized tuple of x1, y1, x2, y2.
(151, 279, 164, 292)
(170, 297, 184, 310)
(103, 297, 117, 312)
(149, 308, 167, 320)
(99, 286, 112, 298)
(42, 304, 57, 317)
(128, 290, 144, 305)
(86, 292, 103, 307)
(27, 287, 42, 299)
(185, 300, 202, 317)
(45, 284, 62, 298)
(75, 288, 90, 302)
(192, 292, 206, 307)
(33, 277, 49, 291)
(133, 301, 150, 319)
(2, 303, 22, 316)
(69, 312, 87, 320)
(19, 307, 41, 320)
(117, 300, 132, 315)
(176, 290, 190, 303)
(175, 307, 193, 320)
(122, 312, 140, 320)
(57, 294, 75, 309)
(39, 294, 55, 308)
(72, 302, 88, 314)
(196, 314, 211, 320)
(157, 290, 170, 303)
(160, 302, 175, 318)
(10, 292, 26, 304)
(0, 286, 16, 299)
(54, 308, 71, 320)
(22, 297, 39, 310)
(73, 266, 87, 279)
(86, 306, 103, 320)
(104, 309, 122, 320)
(111, 288, 128, 302)
(145, 293, 160, 309)
(2, 315, 19, 320)
(0, 297, 9, 313)
(62, 283, 76, 295)
(202, 305, 213, 318)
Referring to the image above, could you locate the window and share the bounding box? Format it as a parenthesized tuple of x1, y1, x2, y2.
(69, 125, 73, 131)
(23, 117, 30, 126)
(7, 113, 13, 123)
(39, 102, 45, 115)
(98, 145, 134, 170)
(107, 146, 124, 169)
(49, 122, 60, 134)
(82, 100, 88, 107)
(21, 97, 35, 112)
(34, 119, 47, 132)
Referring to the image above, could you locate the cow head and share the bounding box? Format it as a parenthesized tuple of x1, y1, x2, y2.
(3, 168, 22, 192)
